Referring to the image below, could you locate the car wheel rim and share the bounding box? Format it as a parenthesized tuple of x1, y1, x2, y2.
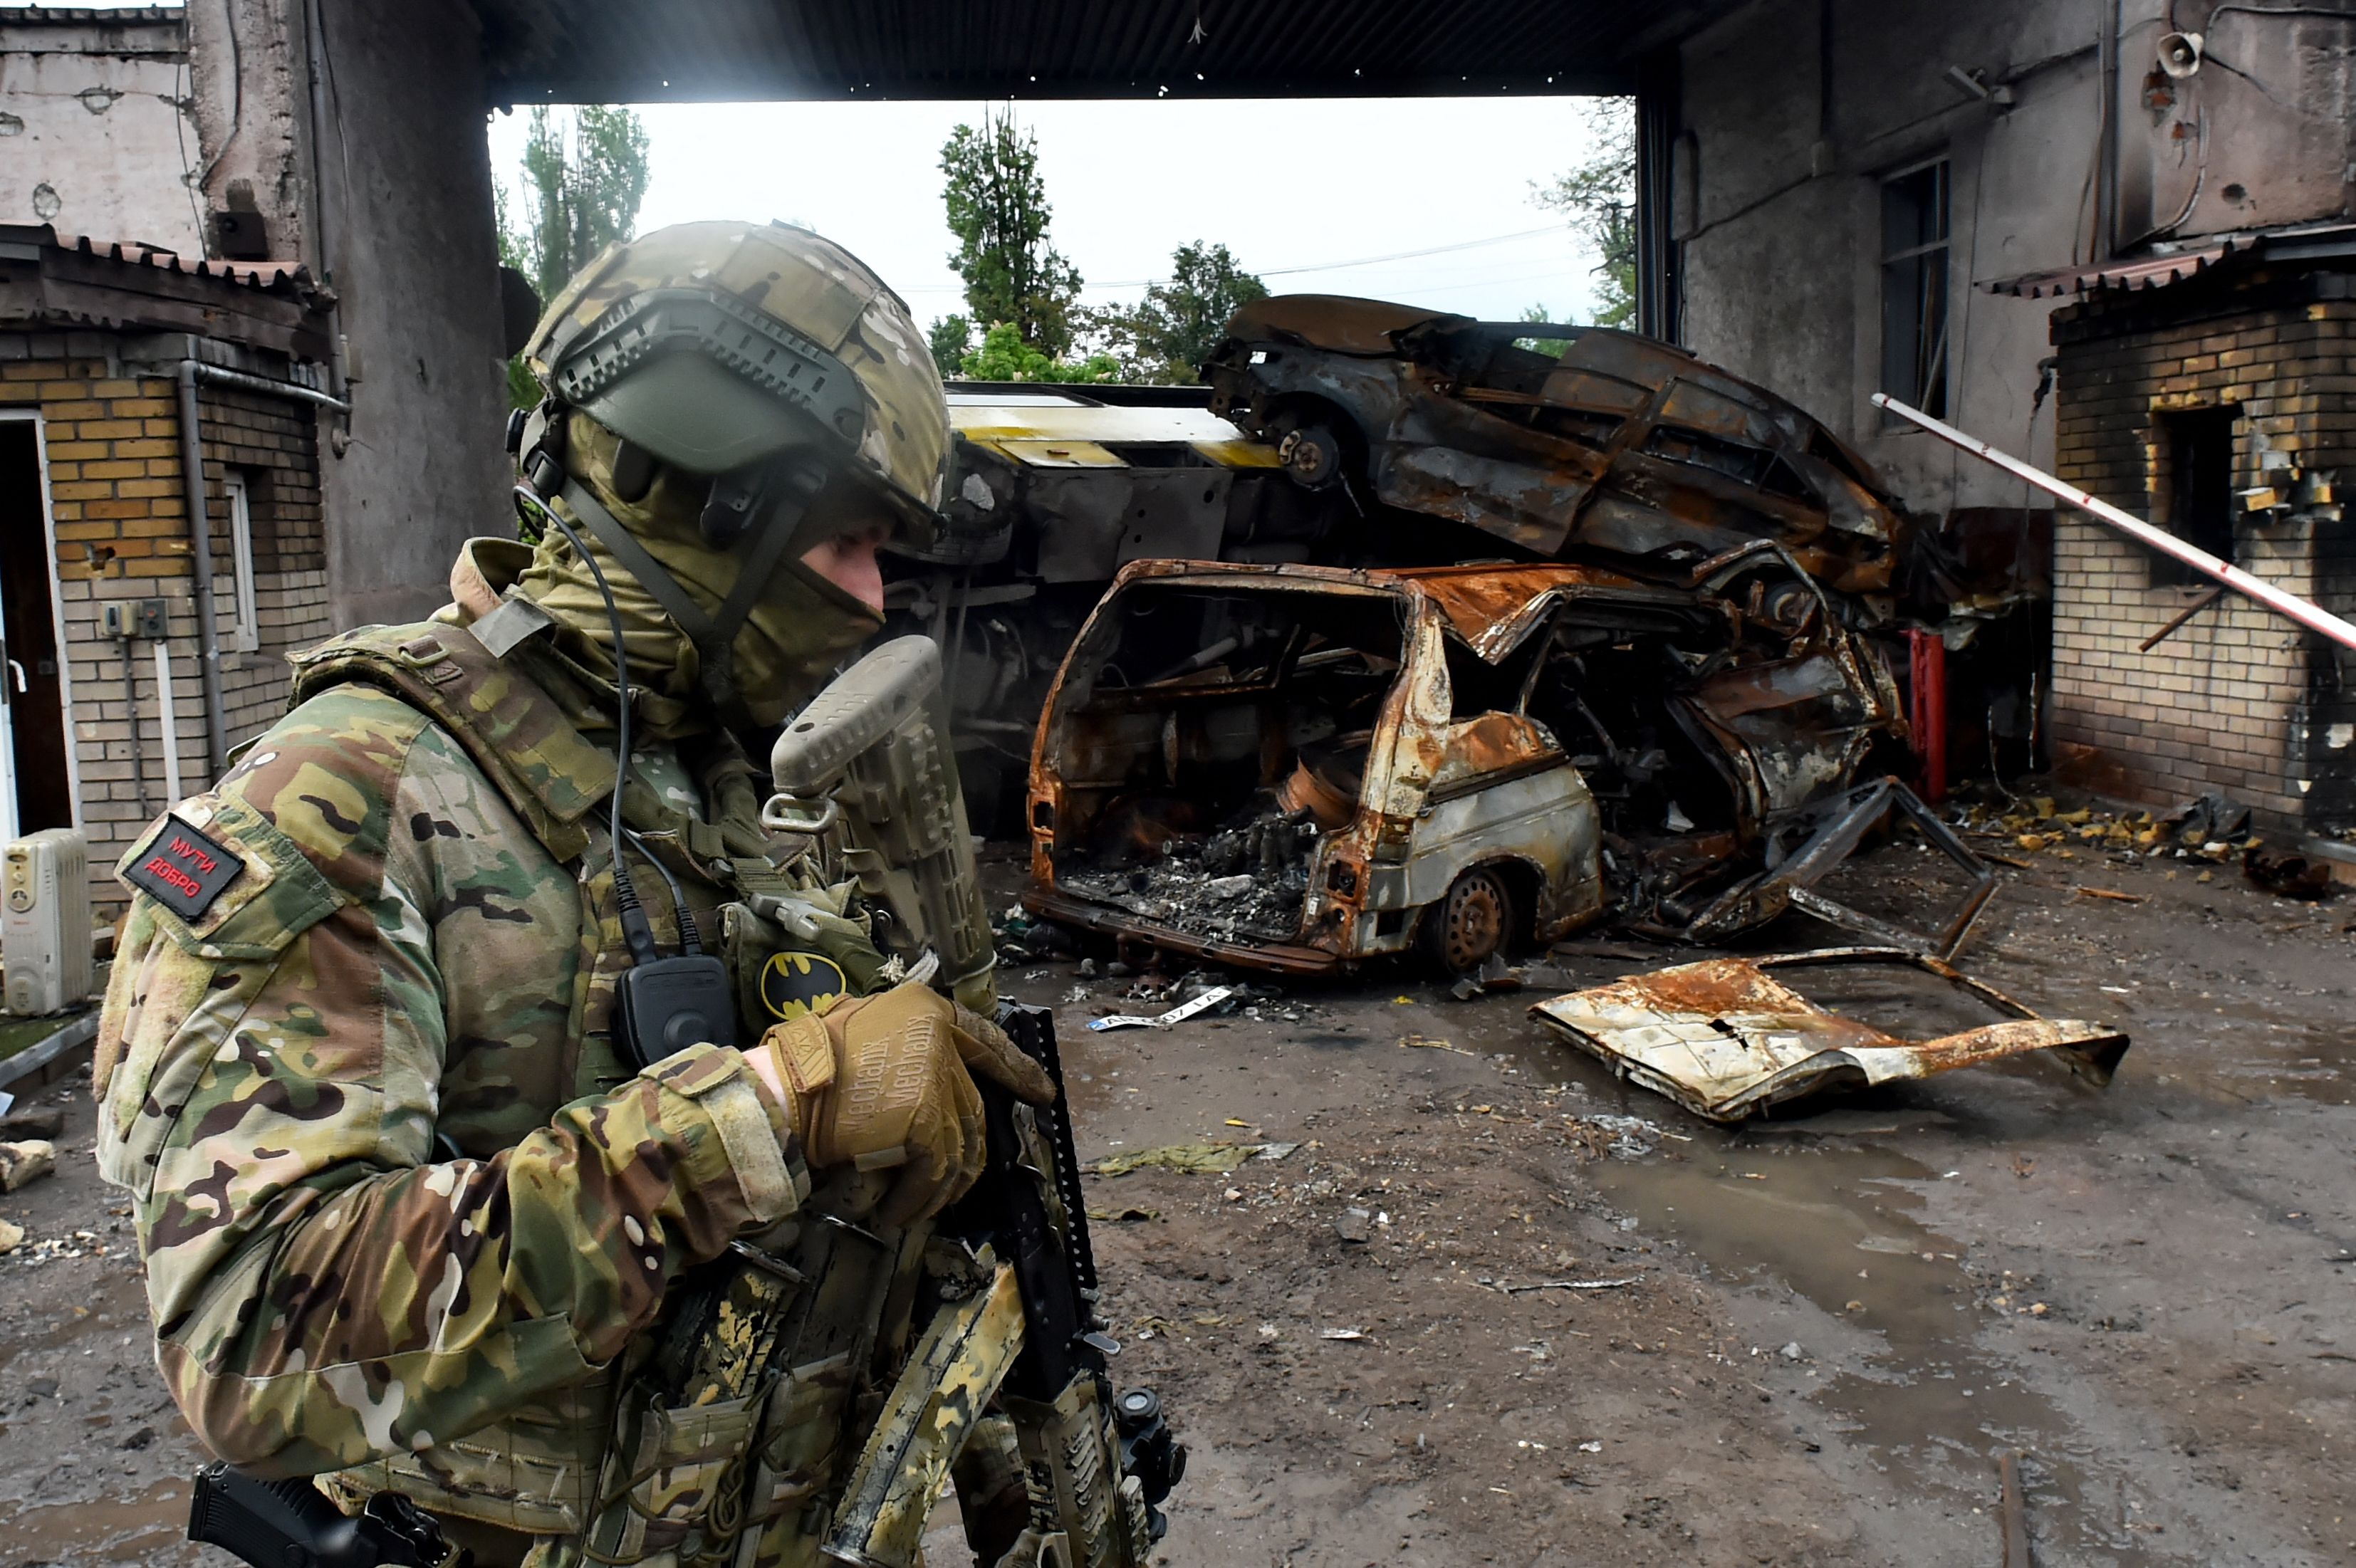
(1440, 875, 1505, 972)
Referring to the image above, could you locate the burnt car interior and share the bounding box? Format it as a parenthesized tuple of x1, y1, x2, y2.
(1037, 559, 1916, 960)
(1043, 585, 1406, 944)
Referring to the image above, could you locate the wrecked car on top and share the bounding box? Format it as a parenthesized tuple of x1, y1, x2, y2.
(1202, 296, 1909, 602)
(1023, 546, 1941, 977)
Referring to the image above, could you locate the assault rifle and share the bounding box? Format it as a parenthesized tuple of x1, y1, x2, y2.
(822, 1003, 1185, 1567)
(771, 635, 1184, 1567)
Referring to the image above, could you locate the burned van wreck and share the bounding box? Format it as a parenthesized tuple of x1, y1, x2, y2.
(1024, 548, 1978, 976)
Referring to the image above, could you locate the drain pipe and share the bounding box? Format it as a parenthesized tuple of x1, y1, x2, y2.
(173, 360, 352, 774)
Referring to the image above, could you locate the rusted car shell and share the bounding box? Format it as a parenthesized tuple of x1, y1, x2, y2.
(1026, 560, 1656, 972)
(1204, 295, 1908, 599)
(1024, 556, 1904, 974)
(1530, 948, 2130, 1122)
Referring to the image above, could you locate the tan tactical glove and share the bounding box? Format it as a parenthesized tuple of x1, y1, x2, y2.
(758, 981, 1056, 1227)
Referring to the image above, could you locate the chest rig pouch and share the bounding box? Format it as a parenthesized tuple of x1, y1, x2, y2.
(288, 615, 904, 1559)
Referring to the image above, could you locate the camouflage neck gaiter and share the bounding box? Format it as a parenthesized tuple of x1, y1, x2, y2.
(518, 413, 886, 730)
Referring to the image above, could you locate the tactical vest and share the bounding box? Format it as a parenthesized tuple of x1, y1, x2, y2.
(282, 615, 927, 1568)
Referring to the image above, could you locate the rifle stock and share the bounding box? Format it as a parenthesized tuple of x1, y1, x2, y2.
(766, 635, 997, 1013)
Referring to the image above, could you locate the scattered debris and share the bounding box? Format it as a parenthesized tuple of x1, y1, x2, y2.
(0, 1140, 55, 1193)
(1335, 1208, 1375, 1243)
(2244, 842, 2337, 900)
(1497, 1276, 1643, 1295)
(1087, 986, 1236, 1032)
(1085, 1205, 1160, 1223)
(0, 1218, 21, 1255)
(0, 1107, 62, 1141)
(1318, 1327, 1367, 1341)
(1531, 947, 2129, 1122)
(2073, 886, 2145, 903)
(1998, 1450, 2031, 1568)
(1091, 1141, 1261, 1176)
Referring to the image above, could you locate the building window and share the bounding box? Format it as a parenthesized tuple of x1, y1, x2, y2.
(1880, 159, 1951, 419)
(222, 471, 259, 652)
(2154, 406, 2238, 587)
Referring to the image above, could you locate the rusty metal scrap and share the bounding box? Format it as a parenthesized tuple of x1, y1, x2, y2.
(1205, 296, 1909, 600)
(1528, 948, 2130, 1122)
(1662, 775, 1997, 958)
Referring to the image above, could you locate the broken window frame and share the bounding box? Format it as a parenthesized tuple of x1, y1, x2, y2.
(1880, 157, 1952, 423)
(2151, 403, 2239, 587)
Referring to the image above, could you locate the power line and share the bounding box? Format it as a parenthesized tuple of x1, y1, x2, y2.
(1088, 224, 1567, 289)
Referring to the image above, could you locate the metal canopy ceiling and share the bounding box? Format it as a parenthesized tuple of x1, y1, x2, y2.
(471, 0, 1729, 105)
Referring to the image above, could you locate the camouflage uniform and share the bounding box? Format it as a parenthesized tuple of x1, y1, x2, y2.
(95, 543, 901, 1566)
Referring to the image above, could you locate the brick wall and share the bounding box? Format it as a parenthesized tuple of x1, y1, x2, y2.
(2049, 293, 2353, 830)
(192, 385, 328, 749)
(1, 332, 330, 906)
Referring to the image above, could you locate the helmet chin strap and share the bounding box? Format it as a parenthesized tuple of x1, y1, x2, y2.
(552, 461, 826, 723)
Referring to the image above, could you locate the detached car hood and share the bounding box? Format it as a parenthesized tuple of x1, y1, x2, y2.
(1530, 948, 2128, 1122)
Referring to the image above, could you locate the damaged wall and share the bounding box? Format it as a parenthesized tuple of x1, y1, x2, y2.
(0, 8, 202, 258)
(1669, 0, 2112, 514)
(11, 4, 509, 632)
(2048, 266, 2356, 831)
(1665, 1, 2356, 518)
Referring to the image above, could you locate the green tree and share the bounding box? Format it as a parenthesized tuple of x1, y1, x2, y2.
(958, 321, 1118, 384)
(1533, 98, 1637, 330)
(927, 314, 973, 377)
(939, 108, 1083, 359)
(496, 105, 652, 409)
(1090, 241, 1268, 382)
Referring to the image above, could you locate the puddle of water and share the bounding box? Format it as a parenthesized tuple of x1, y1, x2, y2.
(1397, 995, 2152, 1559)
(0, 1479, 189, 1563)
(1588, 1139, 2152, 1564)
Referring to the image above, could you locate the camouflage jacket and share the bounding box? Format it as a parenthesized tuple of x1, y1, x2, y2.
(94, 597, 885, 1542)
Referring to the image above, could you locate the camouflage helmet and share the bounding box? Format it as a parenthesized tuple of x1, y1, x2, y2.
(524, 219, 949, 541)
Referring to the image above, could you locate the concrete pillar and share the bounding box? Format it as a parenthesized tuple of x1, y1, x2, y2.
(186, 0, 509, 629)
(184, 0, 311, 264)
(305, 0, 508, 627)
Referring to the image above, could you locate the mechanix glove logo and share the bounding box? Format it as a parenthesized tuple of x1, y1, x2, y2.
(760, 950, 850, 1021)
(124, 815, 244, 923)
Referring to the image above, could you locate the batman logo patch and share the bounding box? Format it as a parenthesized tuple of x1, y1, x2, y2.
(760, 951, 849, 1021)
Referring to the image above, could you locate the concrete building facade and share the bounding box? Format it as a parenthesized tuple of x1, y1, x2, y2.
(7, 3, 512, 636)
(0, 7, 202, 261)
(1654, 0, 2356, 837)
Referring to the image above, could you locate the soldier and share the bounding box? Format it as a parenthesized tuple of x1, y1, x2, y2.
(93, 221, 1054, 1567)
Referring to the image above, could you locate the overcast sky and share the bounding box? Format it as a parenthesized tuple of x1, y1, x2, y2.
(484, 98, 1616, 335)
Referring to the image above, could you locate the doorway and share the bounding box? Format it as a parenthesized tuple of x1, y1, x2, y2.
(0, 417, 77, 842)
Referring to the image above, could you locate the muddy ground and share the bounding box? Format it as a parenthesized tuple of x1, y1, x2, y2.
(2, 828, 2350, 1567)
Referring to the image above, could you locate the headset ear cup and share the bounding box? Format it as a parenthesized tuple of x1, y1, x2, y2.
(611, 440, 656, 503)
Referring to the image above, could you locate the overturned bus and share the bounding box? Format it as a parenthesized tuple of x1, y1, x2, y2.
(1023, 548, 1986, 977)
